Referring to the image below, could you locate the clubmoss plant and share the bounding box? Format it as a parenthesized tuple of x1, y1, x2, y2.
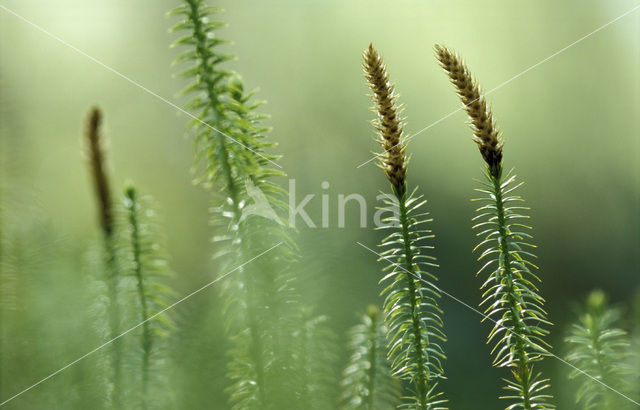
(565, 290, 630, 409)
(435, 44, 553, 409)
(120, 185, 175, 409)
(341, 305, 400, 410)
(169, 2, 320, 408)
(363, 43, 447, 409)
(84, 107, 123, 409)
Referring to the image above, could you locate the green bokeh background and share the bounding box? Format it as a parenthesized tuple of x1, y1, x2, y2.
(1, 0, 638, 408)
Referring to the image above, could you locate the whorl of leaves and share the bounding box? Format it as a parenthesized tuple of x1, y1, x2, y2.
(377, 189, 447, 410)
(565, 290, 630, 410)
(341, 305, 400, 410)
(473, 168, 554, 409)
(169, 0, 280, 193)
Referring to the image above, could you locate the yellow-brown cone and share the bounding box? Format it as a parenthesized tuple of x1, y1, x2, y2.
(435, 44, 503, 176)
(363, 43, 408, 195)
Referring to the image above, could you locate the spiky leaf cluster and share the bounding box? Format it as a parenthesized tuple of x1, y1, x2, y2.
(565, 290, 630, 410)
(169, 0, 280, 191)
(119, 187, 175, 340)
(378, 189, 447, 409)
(341, 305, 400, 410)
(473, 168, 553, 409)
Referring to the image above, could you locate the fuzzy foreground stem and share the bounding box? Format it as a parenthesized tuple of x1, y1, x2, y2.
(366, 308, 380, 410)
(179, 1, 271, 407)
(171, 2, 303, 408)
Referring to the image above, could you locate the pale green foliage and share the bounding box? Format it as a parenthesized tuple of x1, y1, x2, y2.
(0, 202, 17, 314)
(565, 290, 630, 409)
(0, 198, 47, 400)
(84, 244, 116, 406)
(169, 2, 328, 409)
(378, 189, 447, 409)
(341, 305, 400, 410)
(84, 186, 177, 409)
(473, 168, 553, 409)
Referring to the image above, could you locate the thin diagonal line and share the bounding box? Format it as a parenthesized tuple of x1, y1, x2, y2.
(0, 4, 282, 169)
(356, 2, 640, 169)
(356, 241, 640, 407)
(0, 242, 283, 407)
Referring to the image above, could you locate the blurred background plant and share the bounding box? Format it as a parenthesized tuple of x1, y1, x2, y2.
(564, 290, 632, 409)
(0, 0, 638, 409)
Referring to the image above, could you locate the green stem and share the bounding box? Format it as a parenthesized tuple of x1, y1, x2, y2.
(396, 186, 430, 410)
(491, 171, 532, 409)
(187, 0, 237, 201)
(125, 188, 151, 410)
(588, 313, 611, 408)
